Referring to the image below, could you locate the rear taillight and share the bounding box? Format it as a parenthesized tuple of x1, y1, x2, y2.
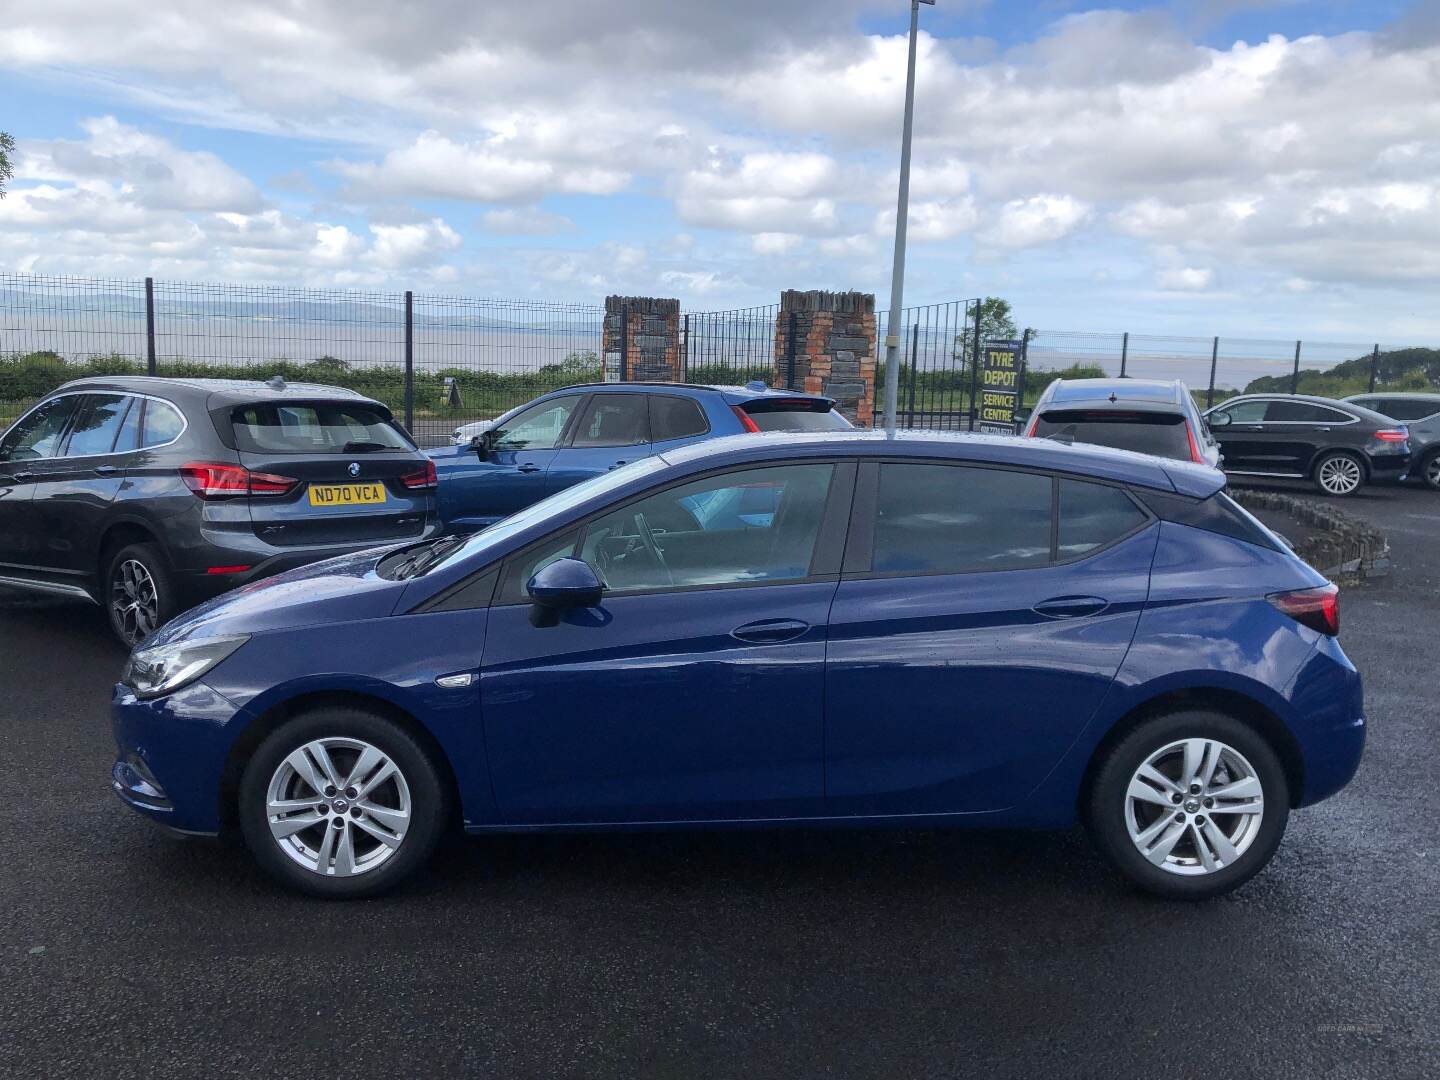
(1022, 412, 1039, 437)
(731, 406, 762, 434)
(400, 459, 438, 490)
(1374, 428, 1408, 443)
(180, 462, 298, 499)
(1268, 583, 1339, 636)
(1185, 421, 1205, 464)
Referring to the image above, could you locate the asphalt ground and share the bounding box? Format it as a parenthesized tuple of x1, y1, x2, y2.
(1, 479, 1437, 1079)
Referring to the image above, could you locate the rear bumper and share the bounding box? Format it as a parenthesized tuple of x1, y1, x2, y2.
(1289, 634, 1366, 807)
(1367, 453, 1409, 478)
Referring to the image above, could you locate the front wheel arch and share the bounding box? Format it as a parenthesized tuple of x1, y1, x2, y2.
(219, 689, 462, 837)
(1078, 686, 1305, 825)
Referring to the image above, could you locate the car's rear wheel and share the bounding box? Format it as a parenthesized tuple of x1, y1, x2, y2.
(1086, 710, 1290, 900)
(1312, 450, 1365, 496)
(104, 542, 177, 647)
(238, 709, 448, 899)
(1420, 450, 1440, 492)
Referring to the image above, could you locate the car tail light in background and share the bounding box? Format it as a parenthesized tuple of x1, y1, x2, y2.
(1373, 428, 1408, 443)
(1185, 422, 1205, 464)
(180, 462, 298, 499)
(1022, 412, 1040, 437)
(731, 406, 762, 433)
(1268, 583, 1340, 636)
(399, 460, 438, 490)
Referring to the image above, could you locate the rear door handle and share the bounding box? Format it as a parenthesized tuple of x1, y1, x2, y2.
(730, 618, 810, 644)
(11, 471, 34, 483)
(94, 465, 119, 476)
(1033, 596, 1109, 619)
(517, 463, 542, 473)
(607, 460, 628, 471)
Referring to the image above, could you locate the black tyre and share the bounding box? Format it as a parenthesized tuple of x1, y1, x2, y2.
(1419, 450, 1440, 493)
(238, 708, 448, 899)
(104, 541, 178, 647)
(1311, 450, 1365, 497)
(1086, 710, 1290, 900)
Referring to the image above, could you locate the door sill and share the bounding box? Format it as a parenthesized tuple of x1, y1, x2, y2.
(1225, 470, 1306, 479)
(0, 574, 98, 603)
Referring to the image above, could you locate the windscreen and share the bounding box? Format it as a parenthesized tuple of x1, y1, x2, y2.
(1033, 409, 1191, 461)
(229, 402, 413, 454)
(742, 401, 852, 432)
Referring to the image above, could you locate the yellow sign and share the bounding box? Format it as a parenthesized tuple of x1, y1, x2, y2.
(307, 483, 387, 507)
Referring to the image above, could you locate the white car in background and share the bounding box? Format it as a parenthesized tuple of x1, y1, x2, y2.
(450, 418, 495, 445)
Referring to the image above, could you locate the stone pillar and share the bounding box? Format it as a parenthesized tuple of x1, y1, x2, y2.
(773, 290, 877, 426)
(603, 296, 681, 383)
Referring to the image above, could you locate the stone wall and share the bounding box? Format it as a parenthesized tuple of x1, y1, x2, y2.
(603, 296, 681, 383)
(772, 290, 877, 425)
(1231, 489, 1391, 581)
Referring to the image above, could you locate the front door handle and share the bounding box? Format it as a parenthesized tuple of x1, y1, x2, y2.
(730, 618, 810, 644)
(517, 463, 542, 473)
(94, 465, 119, 476)
(1033, 595, 1109, 619)
(12, 471, 34, 483)
(607, 460, 628, 471)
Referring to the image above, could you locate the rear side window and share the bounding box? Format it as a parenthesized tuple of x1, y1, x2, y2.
(1058, 480, 1149, 558)
(743, 400, 852, 432)
(1136, 489, 1282, 552)
(1376, 399, 1438, 422)
(649, 395, 709, 442)
(571, 394, 649, 448)
(872, 463, 1051, 574)
(1264, 401, 1350, 423)
(64, 395, 132, 457)
(142, 400, 186, 448)
(1033, 410, 1192, 461)
(229, 402, 410, 454)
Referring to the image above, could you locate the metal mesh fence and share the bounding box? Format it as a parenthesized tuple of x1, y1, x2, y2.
(682, 305, 778, 385)
(876, 299, 980, 430)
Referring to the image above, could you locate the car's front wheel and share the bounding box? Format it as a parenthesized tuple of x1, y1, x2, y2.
(1086, 710, 1290, 900)
(1312, 450, 1365, 496)
(238, 709, 448, 898)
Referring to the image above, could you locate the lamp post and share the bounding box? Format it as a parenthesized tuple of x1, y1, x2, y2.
(882, 0, 934, 436)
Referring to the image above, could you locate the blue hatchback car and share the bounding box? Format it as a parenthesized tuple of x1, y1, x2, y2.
(426, 382, 850, 530)
(111, 431, 1364, 900)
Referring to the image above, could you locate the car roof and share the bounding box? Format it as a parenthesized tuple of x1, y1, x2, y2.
(655, 429, 1223, 498)
(1047, 379, 1185, 407)
(545, 382, 834, 405)
(55, 375, 384, 412)
(1345, 391, 1440, 401)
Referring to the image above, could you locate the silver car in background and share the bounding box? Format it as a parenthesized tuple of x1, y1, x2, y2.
(1344, 392, 1440, 491)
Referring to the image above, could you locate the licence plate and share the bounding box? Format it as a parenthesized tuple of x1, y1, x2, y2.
(307, 483, 387, 507)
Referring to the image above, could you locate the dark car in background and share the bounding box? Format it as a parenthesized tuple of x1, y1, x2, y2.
(1344, 392, 1440, 491)
(0, 376, 439, 644)
(1202, 394, 1409, 497)
(426, 382, 851, 530)
(1022, 378, 1221, 468)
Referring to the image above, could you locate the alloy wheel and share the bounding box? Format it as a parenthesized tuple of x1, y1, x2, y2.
(1317, 455, 1362, 495)
(264, 737, 412, 878)
(1426, 454, 1440, 491)
(1124, 738, 1265, 876)
(111, 559, 160, 645)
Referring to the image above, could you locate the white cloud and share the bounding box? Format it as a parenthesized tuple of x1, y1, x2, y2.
(751, 232, 802, 255)
(1157, 266, 1215, 291)
(982, 195, 1091, 248)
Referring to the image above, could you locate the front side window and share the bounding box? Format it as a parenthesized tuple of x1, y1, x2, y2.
(571, 394, 649, 448)
(872, 463, 1051, 574)
(576, 463, 835, 593)
(492, 397, 580, 451)
(64, 395, 133, 457)
(230, 402, 405, 454)
(0, 396, 80, 461)
(1212, 400, 1267, 425)
(1058, 479, 1149, 558)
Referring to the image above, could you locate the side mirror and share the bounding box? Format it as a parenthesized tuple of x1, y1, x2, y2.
(470, 430, 493, 460)
(1208, 412, 1231, 428)
(527, 557, 603, 610)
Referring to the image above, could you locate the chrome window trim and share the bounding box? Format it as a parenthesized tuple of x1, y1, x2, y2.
(1204, 396, 1358, 426)
(2, 389, 191, 461)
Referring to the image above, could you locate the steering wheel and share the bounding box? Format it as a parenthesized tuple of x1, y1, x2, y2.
(633, 511, 674, 586)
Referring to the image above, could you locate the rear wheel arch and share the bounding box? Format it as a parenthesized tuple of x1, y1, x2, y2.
(97, 520, 163, 583)
(1307, 446, 1369, 479)
(1079, 686, 1305, 820)
(219, 689, 461, 836)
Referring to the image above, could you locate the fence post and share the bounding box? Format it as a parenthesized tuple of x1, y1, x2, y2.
(144, 277, 157, 377)
(1290, 340, 1302, 395)
(682, 314, 690, 382)
(1207, 336, 1219, 409)
(620, 303, 630, 381)
(403, 291, 414, 432)
(1018, 328, 1032, 411)
(1119, 331, 1129, 379)
(1368, 344, 1380, 393)
(967, 300, 982, 431)
(785, 310, 799, 391)
(905, 322, 919, 425)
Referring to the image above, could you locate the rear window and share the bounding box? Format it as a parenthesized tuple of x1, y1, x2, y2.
(743, 400, 852, 432)
(229, 402, 413, 454)
(1033, 409, 1191, 461)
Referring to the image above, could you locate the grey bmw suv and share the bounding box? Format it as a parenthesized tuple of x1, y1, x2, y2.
(0, 376, 439, 644)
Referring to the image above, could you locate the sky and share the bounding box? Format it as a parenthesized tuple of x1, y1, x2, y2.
(1, 0, 1438, 341)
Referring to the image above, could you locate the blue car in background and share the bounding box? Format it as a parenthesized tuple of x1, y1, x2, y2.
(426, 382, 850, 530)
(112, 431, 1363, 901)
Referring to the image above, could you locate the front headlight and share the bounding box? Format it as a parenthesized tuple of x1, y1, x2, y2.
(122, 635, 249, 699)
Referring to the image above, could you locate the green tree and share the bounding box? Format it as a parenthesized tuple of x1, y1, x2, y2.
(958, 296, 1019, 374)
(0, 131, 14, 199)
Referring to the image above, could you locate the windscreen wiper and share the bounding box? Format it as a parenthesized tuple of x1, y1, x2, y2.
(342, 440, 393, 453)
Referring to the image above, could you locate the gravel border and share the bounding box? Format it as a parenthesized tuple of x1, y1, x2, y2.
(1232, 488, 1391, 581)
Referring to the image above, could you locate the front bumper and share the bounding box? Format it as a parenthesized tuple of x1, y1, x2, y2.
(111, 680, 248, 834)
